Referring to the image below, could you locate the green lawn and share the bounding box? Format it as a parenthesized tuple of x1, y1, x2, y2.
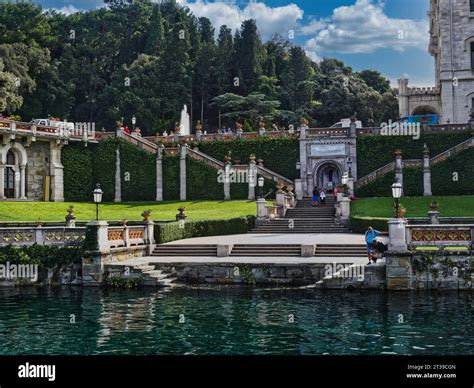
(351, 196, 474, 218)
(0, 201, 256, 222)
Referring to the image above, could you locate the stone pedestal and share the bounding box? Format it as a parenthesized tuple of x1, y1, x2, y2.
(428, 210, 440, 225)
(195, 130, 202, 141)
(340, 197, 351, 224)
(388, 218, 408, 251)
(82, 221, 110, 286)
(301, 244, 315, 257)
(295, 179, 303, 200)
(256, 198, 267, 221)
(144, 220, 155, 255)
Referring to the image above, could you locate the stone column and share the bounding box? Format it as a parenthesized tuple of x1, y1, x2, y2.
(114, 147, 121, 202)
(349, 116, 357, 137)
(14, 166, 20, 199)
(82, 221, 110, 286)
(247, 159, 257, 200)
(236, 127, 243, 138)
(156, 146, 163, 202)
(0, 164, 5, 200)
(19, 165, 26, 199)
(256, 197, 268, 222)
(394, 150, 403, 195)
(307, 173, 314, 195)
(179, 145, 187, 201)
(340, 197, 351, 224)
(144, 220, 155, 255)
(49, 141, 64, 202)
(347, 177, 354, 197)
(224, 163, 231, 200)
(294, 179, 303, 200)
(423, 144, 432, 197)
(388, 218, 408, 251)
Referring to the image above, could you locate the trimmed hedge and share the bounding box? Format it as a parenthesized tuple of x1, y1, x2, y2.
(349, 216, 388, 233)
(356, 132, 472, 177)
(154, 216, 256, 244)
(62, 143, 94, 201)
(186, 157, 223, 200)
(198, 138, 299, 180)
(95, 138, 156, 202)
(0, 245, 82, 268)
(356, 148, 474, 198)
(163, 155, 180, 200)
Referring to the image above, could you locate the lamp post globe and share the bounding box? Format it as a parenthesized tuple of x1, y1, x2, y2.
(93, 183, 103, 221)
(391, 181, 403, 218)
(257, 177, 264, 198)
(132, 116, 136, 131)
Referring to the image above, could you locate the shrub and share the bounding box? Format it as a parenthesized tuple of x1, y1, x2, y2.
(349, 216, 388, 233)
(154, 216, 256, 244)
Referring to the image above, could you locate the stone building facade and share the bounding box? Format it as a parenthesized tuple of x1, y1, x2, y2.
(399, 0, 474, 124)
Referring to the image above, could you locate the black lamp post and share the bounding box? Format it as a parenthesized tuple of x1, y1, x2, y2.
(93, 183, 103, 221)
(257, 177, 264, 198)
(391, 181, 403, 218)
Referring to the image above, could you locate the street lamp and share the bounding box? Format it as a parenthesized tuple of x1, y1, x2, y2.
(257, 177, 264, 198)
(93, 183, 103, 221)
(132, 116, 136, 131)
(391, 181, 403, 218)
(296, 162, 301, 171)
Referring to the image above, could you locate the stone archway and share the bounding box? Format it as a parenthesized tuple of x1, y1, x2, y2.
(313, 161, 343, 192)
(411, 106, 437, 116)
(0, 142, 28, 200)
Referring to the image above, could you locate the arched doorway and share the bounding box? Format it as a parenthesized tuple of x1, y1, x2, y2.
(314, 162, 342, 192)
(412, 106, 437, 116)
(4, 150, 16, 198)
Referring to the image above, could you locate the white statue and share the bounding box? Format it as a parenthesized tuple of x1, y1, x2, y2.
(179, 104, 190, 136)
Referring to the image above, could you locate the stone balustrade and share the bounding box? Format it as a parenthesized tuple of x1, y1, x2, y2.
(0, 119, 96, 142)
(0, 226, 86, 247)
(406, 224, 473, 249)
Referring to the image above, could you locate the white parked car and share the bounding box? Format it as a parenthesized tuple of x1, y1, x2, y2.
(32, 119, 75, 132)
(330, 118, 362, 129)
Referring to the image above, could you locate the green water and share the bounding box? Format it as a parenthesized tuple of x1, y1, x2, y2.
(0, 287, 473, 355)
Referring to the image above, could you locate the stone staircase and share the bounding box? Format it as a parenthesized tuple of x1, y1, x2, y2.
(252, 196, 351, 234)
(230, 244, 301, 257)
(105, 262, 178, 287)
(152, 244, 217, 256)
(314, 244, 366, 257)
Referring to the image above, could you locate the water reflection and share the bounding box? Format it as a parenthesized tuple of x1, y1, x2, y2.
(0, 287, 472, 355)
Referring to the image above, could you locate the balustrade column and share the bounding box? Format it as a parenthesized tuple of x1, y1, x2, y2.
(19, 165, 26, 199)
(0, 164, 4, 200)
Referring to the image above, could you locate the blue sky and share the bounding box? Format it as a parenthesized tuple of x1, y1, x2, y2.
(36, 0, 434, 87)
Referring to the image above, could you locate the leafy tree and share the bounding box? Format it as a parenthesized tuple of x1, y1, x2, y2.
(357, 70, 391, 94)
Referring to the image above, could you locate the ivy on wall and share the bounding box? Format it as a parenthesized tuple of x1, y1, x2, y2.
(197, 138, 300, 180)
(356, 149, 474, 197)
(62, 143, 94, 201)
(356, 132, 472, 177)
(163, 155, 179, 200)
(186, 157, 223, 200)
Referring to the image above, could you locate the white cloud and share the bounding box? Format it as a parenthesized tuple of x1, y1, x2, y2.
(304, 0, 429, 57)
(178, 0, 304, 39)
(48, 5, 82, 16)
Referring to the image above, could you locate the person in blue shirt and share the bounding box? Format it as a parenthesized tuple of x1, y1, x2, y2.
(365, 226, 380, 264)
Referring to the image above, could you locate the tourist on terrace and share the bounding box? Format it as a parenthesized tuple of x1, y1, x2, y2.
(311, 187, 319, 207)
(320, 189, 327, 205)
(365, 226, 381, 264)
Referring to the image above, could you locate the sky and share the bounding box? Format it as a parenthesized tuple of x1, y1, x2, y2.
(36, 0, 434, 87)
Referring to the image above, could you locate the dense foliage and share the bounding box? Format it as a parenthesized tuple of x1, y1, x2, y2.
(198, 137, 299, 180)
(62, 143, 94, 201)
(0, 245, 82, 268)
(356, 149, 474, 198)
(356, 132, 472, 177)
(0, 0, 398, 134)
(154, 216, 255, 244)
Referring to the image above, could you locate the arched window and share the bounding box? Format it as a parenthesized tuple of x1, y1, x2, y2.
(6, 150, 15, 165)
(4, 151, 16, 198)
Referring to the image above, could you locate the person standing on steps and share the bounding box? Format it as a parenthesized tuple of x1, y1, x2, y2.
(365, 226, 381, 264)
(312, 187, 319, 207)
(320, 188, 326, 206)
